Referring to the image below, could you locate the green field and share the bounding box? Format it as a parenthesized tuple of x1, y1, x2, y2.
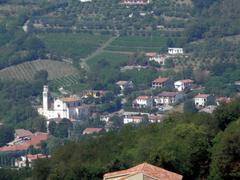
(0, 60, 79, 81)
(38, 32, 111, 60)
(87, 52, 130, 69)
(106, 35, 168, 52)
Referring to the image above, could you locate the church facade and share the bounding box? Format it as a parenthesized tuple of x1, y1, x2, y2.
(38, 85, 84, 120)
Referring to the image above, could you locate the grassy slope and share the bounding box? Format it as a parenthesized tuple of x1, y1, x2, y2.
(87, 52, 130, 69)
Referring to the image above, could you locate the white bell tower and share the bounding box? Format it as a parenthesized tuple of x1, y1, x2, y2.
(43, 85, 49, 111)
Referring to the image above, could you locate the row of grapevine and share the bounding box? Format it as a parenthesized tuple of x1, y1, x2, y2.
(0, 60, 78, 82)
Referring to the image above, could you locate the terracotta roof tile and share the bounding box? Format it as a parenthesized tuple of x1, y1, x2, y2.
(195, 94, 210, 98)
(178, 79, 193, 84)
(61, 97, 80, 102)
(104, 162, 183, 180)
(152, 77, 169, 84)
(136, 96, 151, 100)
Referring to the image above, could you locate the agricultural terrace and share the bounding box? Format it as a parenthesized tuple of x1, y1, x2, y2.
(105, 34, 184, 53)
(0, 60, 78, 81)
(87, 52, 130, 69)
(38, 32, 111, 60)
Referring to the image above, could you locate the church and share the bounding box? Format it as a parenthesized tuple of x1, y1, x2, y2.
(38, 85, 87, 120)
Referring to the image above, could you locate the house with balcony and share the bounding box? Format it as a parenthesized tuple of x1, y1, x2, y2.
(152, 77, 172, 89)
(154, 91, 184, 106)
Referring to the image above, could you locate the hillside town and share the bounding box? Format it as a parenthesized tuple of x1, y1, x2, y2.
(0, 0, 239, 179)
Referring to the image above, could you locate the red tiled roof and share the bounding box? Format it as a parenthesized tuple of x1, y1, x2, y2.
(136, 96, 151, 100)
(178, 79, 193, 84)
(61, 97, 80, 102)
(104, 162, 183, 180)
(145, 52, 157, 57)
(0, 132, 49, 152)
(128, 116, 144, 120)
(158, 91, 179, 97)
(83, 128, 102, 135)
(195, 94, 210, 98)
(27, 154, 47, 161)
(152, 77, 169, 83)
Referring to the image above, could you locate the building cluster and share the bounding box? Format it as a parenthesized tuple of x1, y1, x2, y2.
(38, 86, 90, 121)
(146, 48, 184, 66)
(15, 154, 48, 168)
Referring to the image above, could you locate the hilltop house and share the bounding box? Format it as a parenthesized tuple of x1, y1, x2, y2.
(174, 79, 194, 92)
(104, 162, 183, 180)
(148, 115, 163, 123)
(116, 80, 133, 91)
(168, 48, 183, 55)
(38, 86, 89, 120)
(154, 91, 184, 106)
(194, 94, 215, 108)
(123, 115, 144, 124)
(120, 0, 150, 5)
(145, 52, 169, 65)
(152, 77, 172, 89)
(132, 96, 153, 108)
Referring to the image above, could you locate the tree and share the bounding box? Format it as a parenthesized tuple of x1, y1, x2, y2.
(55, 119, 73, 138)
(184, 100, 198, 113)
(151, 123, 210, 178)
(213, 99, 240, 130)
(192, 0, 219, 9)
(209, 119, 240, 179)
(48, 121, 57, 136)
(0, 125, 14, 147)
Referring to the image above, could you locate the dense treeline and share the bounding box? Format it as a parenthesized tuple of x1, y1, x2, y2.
(26, 99, 240, 180)
(0, 71, 48, 133)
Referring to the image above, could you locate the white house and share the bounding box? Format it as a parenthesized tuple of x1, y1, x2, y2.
(148, 115, 163, 123)
(120, 0, 150, 5)
(123, 116, 144, 124)
(146, 52, 170, 65)
(132, 96, 153, 108)
(174, 79, 194, 92)
(38, 86, 86, 120)
(168, 48, 183, 55)
(194, 94, 214, 108)
(154, 91, 184, 105)
(116, 80, 133, 91)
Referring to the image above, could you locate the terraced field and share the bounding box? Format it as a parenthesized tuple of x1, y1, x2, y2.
(0, 60, 78, 81)
(87, 52, 130, 69)
(38, 32, 111, 60)
(106, 35, 169, 52)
